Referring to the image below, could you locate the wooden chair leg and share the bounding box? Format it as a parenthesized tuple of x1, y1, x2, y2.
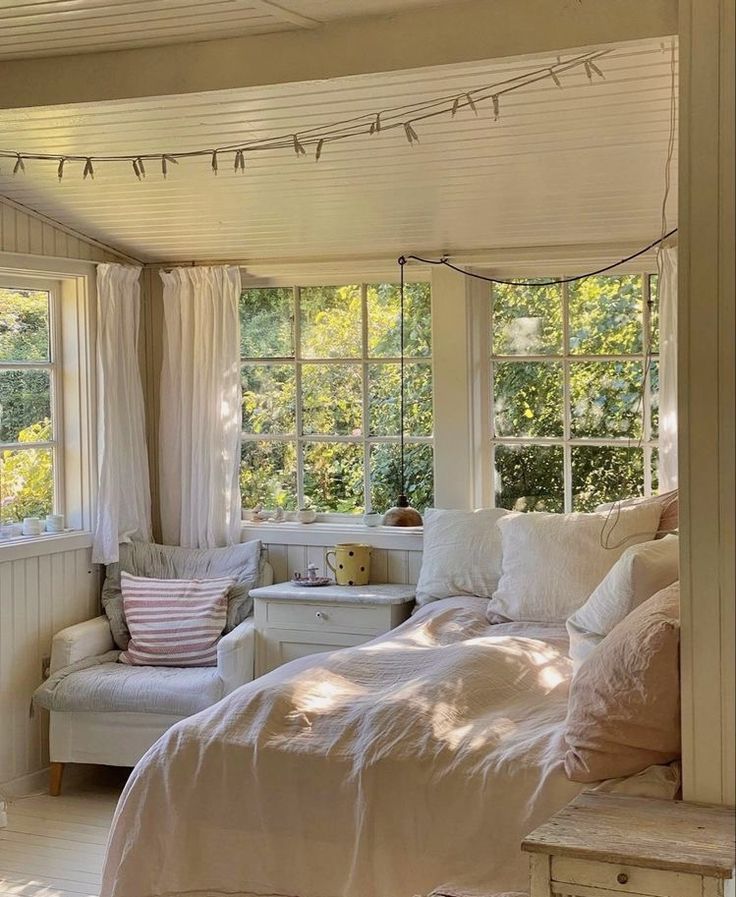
(49, 762, 64, 796)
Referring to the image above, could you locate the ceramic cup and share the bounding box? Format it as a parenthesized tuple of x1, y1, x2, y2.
(296, 508, 317, 524)
(362, 512, 382, 527)
(23, 517, 43, 536)
(45, 514, 64, 533)
(326, 543, 371, 586)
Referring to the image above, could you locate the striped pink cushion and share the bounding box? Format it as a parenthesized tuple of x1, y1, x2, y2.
(119, 572, 234, 667)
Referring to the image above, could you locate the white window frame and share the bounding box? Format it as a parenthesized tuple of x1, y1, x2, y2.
(0, 257, 96, 548)
(488, 272, 659, 512)
(0, 274, 66, 521)
(241, 282, 434, 518)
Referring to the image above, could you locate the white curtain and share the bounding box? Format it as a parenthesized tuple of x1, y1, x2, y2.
(657, 246, 678, 491)
(159, 266, 242, 548)
(93, 264, 152, 564)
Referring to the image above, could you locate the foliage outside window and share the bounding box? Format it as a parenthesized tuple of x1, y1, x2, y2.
(240, 283, 434, 515)
(0, 284, 59, 524)
(491, 274, 659, 512)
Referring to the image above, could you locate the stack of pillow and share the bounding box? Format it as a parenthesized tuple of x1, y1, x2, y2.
(414, 490, 680, 783)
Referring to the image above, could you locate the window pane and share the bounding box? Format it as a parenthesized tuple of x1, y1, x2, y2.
(303, 442, 364, 513)
(651, 448, 659, 494)
(240, 288, 293, 358)
(367, 282, 431, 357)
(0, 446, 54, 522)
(0, 370, 52, 443)
(302, 364, 362, 436)
(649, 360, 659, 439)
(494, 444, 564, 512)
(492, 281, 562, 356)
(570, 361, 643, 438)
(369, 363, 432, 437)
(240, 441, 297, 510)
(370, 443, 434, 514)
(571, 445, 645, 511)
(0, 288, 50, 362)
(300, 285, 361, 358)
(649, 274, 660, 352)
(242, 364, 295, 435)
(493, 362, 563, 437)
(568, 275, 643, 355)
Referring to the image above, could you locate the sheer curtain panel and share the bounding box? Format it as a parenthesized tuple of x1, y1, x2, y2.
(93, 264, 152, 564)
(159, 266, 242, 548)
(657, 247, 678, 492)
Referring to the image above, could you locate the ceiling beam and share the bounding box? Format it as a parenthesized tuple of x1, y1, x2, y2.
(0, 0, 677, 110)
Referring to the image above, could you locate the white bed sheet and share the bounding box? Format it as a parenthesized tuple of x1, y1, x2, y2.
(100, 597, 668, 897)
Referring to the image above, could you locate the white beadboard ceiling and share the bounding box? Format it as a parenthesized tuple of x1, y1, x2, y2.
(0, 0, 448, 60)
(0, 39, 677, 267)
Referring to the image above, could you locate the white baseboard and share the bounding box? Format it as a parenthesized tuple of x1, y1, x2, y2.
(0, 767, 49, 800)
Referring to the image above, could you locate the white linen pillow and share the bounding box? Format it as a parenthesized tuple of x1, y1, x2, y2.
(415, 507, 509, 606)
(486, 503, 662, 624)
(566, 535, 679, 670)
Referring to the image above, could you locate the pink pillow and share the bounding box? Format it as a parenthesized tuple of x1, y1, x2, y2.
(119, 572, 234, 667)
(563, 582, 680, 783)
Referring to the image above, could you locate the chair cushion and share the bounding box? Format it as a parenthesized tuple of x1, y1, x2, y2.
(36, 655, 224, 716)
(102, 540, 262, 650)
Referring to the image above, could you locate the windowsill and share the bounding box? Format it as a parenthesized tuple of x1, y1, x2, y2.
(0, 530, 93, 561)
(241, 520, 424, 550)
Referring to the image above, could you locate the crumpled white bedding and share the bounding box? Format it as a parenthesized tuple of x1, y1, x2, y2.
(100, 597, 670, 897)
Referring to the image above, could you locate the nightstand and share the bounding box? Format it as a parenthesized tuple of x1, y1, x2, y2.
(522, 792, 735, 897)
(251, 582, 416, 676)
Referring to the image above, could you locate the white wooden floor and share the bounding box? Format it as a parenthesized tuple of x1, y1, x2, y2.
(0, 768, 127, 897)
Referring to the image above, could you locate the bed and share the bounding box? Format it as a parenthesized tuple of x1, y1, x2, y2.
(100, 596, 677, 897)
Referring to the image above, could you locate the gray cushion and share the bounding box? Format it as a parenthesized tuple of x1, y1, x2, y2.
(35, 654, 224, 715)
(102, 540, 262, 650)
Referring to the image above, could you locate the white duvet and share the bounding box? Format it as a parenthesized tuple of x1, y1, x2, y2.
(100, 598, 645, 897)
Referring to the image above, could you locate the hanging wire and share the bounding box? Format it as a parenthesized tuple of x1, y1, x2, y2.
(401, 229, 678, 287)
(398, 256, 407, 497)
(597, 39, 679, 550)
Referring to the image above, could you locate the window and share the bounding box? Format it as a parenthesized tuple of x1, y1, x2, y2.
(490, 274, 658, 512)
(0, 280, 62, 524)
(240, 282, 434, 515)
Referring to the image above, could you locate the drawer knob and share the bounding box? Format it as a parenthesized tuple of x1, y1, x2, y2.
(315, 611, 328, 621)
(617, 873, 629, 885)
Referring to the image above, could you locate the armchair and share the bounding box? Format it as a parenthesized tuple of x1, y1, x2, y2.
(34, 545, 272, 795)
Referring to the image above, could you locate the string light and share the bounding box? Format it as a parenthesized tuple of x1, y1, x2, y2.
(0, 49, 609, 181)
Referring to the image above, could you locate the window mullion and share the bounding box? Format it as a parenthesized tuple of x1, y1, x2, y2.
(562, 281, 573, 513)
(642, 273, 653, 495)
(294, 286, 305, 508)
(361, 284, 371, 512)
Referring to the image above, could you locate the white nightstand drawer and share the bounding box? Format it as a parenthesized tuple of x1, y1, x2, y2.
(552, 858, 702, 897)
(265, 600, 388, 634)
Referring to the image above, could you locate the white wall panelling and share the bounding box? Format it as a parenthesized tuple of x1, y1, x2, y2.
(260, 543, 422, 587)
(678, 0, 735, 806)
(0, 542, 101, 786)
(0, 195, 122, 790)
(242, 522, 423, 586)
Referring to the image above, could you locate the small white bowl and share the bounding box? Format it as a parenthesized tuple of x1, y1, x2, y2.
(296, 509, 317, 524)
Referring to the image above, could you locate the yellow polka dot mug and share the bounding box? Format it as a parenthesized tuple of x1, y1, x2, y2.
(326, 543, 372, 586)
